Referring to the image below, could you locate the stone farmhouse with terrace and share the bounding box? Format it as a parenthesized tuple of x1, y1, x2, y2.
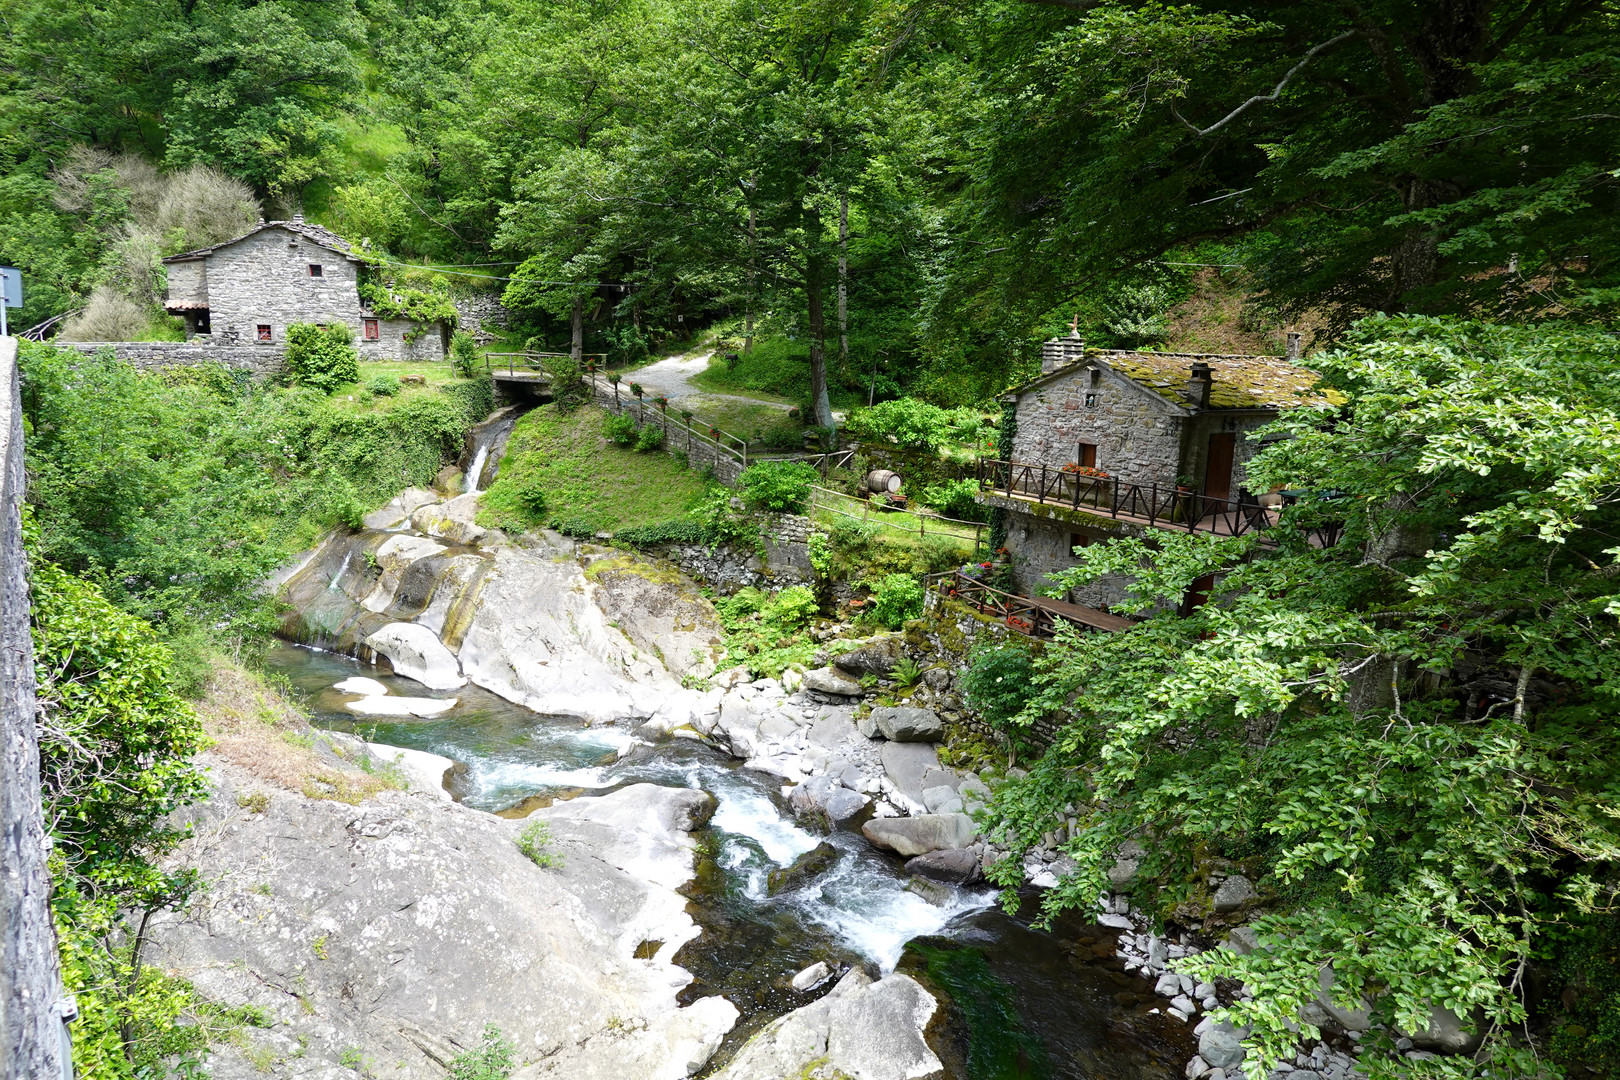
(161, 217, 448, 361)
(981, 332, 1342, 610)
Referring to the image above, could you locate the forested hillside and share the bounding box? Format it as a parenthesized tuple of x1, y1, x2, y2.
(5, 1, 1618, 407)
(8, 3, 1620, 1079)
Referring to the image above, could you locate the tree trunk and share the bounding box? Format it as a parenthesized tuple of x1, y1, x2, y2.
(837, 193, 849, 370)
(570, 294, 584, 363)
(806, 248, 834, 431)
(744, 206, 757, 355)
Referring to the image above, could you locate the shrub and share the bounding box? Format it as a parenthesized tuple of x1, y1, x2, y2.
(365, 373, 400, 397)
(764, 584, 819, 630)
(867, 573, 925, 629)
(614, 520, 711, 546)
(844, 398, 982, 452)
(448, 1024, 515, 1080)
(550, 518, 597, 539)
(760, 421, 806, 450)
(544, 354, 588, 411)
(58, 286, 149, 342)
(516, 820, 561, 868)
(634, 423, 664, 451)
(511, 476, 548, 516)
(285, 323, 359, 393)
(604, 412, 638, 446)
(449, 331, 481, 378)
(920, 477, 991, 523)
(740, 459, 818, 513)
(958, 643, 1041, 765)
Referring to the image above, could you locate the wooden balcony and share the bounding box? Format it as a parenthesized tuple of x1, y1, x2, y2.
(975, 458, 1342, 548)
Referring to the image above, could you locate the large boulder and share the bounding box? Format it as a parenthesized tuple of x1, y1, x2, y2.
(409, 492, 489, 546)
(869, 706, 943, 743)
(804, 666, 865, 697)
(1404, 1004, 1485, 1055)
(1198, 1022, 1247, 1070)
(1212, 873, 1256, 912)
(364, 621, 467, 690)
(149, 764, 736, 1080)
(862, 813, 976, 858)
(831, 635, 903, 678)
(588, 555, 725, 680)
(706, 970, 942, 1080)
(905, 848, 981, 884)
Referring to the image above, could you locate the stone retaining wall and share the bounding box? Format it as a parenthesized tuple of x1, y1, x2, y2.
(59, 340, 286, 378)
(0, 337, 71, 1078)
(592, 384, 747, 484)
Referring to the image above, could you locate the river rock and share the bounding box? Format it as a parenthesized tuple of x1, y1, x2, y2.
(409, 492, 488, 546)
(364, 741, 453, 800)
(706, 969, 942, 1080)
(766, 841, 838, 896)
(343, 694, 456, 718)
(362, 486, 441, 530)
(589, 555, 725, 680)
(332, 676, 390, 695)
(922, 785, 963, 814)
(869, 705, 943, 743)
(148, 762, 736, 1080)
(905, 847, 981, 884)
(1224, 925, 1261, 955)
(862, 813, 976, 857)
(1403, 1004, 1484, 1054)
(1198, 1022, 1248, 1070)
(831, 634, 902, 677)
(788, 775, 840, 818)
(364, 621, 467, 690)
(790, 961, 832, 992)
(804, 666, 864, 696)
(878, 741, 941, 806)
(1212, 874, 1256, 912)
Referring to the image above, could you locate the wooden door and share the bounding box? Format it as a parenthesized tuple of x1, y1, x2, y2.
(1204, 433, 1235, 501)
(1077, 442, 1097, 468)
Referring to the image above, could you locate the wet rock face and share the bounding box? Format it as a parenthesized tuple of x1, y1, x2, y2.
(766, 841, 838, 896)
(906, 848, 982, 885)
(862, 814, 977, 858)
(149, 763, 736, 1080)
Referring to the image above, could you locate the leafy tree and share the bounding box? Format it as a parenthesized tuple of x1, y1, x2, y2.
(739, 459, 819, 513)
(987, 316, 1620, 1077)
(285, 322, 361, 393)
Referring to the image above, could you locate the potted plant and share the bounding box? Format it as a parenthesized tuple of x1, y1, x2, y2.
(630, 382, 644, 400)
(654, 394, 669, 413)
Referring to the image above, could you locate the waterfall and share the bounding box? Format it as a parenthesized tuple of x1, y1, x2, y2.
(465, 443, 491, 495)
(460, 407, 524, 495)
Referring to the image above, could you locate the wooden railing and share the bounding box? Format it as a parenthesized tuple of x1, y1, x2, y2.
(932, 571, 1134, 639)
(975, 458, 1343, 548)
(484, 351, 607, 377)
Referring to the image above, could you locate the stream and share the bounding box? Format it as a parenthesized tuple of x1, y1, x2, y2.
(264, 640, 1195, 1080)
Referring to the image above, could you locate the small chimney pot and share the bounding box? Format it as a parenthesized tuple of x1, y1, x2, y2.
(1286, 331, 1302, 360)
(1187, 361, 1213, 408)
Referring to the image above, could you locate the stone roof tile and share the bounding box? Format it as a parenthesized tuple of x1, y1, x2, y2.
(162, 220, 358, 263)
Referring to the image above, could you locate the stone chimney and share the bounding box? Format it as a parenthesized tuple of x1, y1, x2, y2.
(1286, 331, 1302, 360)
(1186, 361, 1213, 408)
(1041, 333, 1087, 375)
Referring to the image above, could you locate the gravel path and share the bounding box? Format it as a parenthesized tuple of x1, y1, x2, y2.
(627, 350, 791, 413)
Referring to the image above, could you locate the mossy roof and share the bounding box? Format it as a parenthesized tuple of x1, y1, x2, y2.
(1014, 349, 1345, 410)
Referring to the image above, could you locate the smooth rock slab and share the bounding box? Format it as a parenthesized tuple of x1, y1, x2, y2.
(365, 741, 453, 800)
(333, 676, 390, 696)
(862, 813, 976, 858)
(364, 621, 467, 690)
(343, 695, 457, 718)
(706, 969, 942, 1080)
(869, 706, 943, 743)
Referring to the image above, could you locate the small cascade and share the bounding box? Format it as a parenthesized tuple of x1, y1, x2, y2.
(459, 406, 525, 494)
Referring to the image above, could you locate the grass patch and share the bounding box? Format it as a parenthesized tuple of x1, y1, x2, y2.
(691, 334, 864, 411)
(478, 405, 711, 534)
(198, 658, 404, 804)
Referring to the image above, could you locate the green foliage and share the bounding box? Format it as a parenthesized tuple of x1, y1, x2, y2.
(613, 520, 710, 547)
(844, 399, 983, 453)
(986, 317, 1620, 1077)
(285, 322, 360, 394)
(604, 411, 639, 446)
(740, 460, 818, 513)
(891, 656, 923, 688)
(516, 821, 561, 868)
(365, 373, 401, 397)
(1099, 282, 1173, 349)
(715, 585, 823, 679)
(544, 354, 588, 411)
(22, 344, 485, 637)
(450, 331, 481, 378)
(634, 422, 664, 452)
(356, 276, 458, 327)
(919, 478, 991, 523)
(448, 1024, 516, 1080)
(865, 573, 924, 630)
(509, 476, 548, 517)
(959, 643, 1039, 764)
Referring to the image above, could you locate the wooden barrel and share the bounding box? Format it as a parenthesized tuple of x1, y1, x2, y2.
(866, 469, 902, 494)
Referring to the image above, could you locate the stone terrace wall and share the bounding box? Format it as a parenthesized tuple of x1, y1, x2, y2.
(592, 383, 747, 485)
(59, 340, 286, 378)
(0, 337, 71, 1079)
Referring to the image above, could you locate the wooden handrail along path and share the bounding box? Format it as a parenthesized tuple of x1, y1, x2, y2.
(975, 458, 1343, 548)
(932, 570, 1134, 640)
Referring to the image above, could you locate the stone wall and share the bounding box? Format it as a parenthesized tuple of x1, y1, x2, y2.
(359, 318, 444, 362)
(648, 513, 813, 595)
(204, 226, 364, 347)
(452, 294, 510, 344)
(0, 337, 71, 1079)
(60, 340, 286, 379)
(999, 505, 1139, 607)
(593, 385, 747, 485)
(1012, 363, 1187, 487)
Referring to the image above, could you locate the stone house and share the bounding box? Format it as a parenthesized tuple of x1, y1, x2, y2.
(983, 333, 1340, 607)
(162, 218, 448, 361)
